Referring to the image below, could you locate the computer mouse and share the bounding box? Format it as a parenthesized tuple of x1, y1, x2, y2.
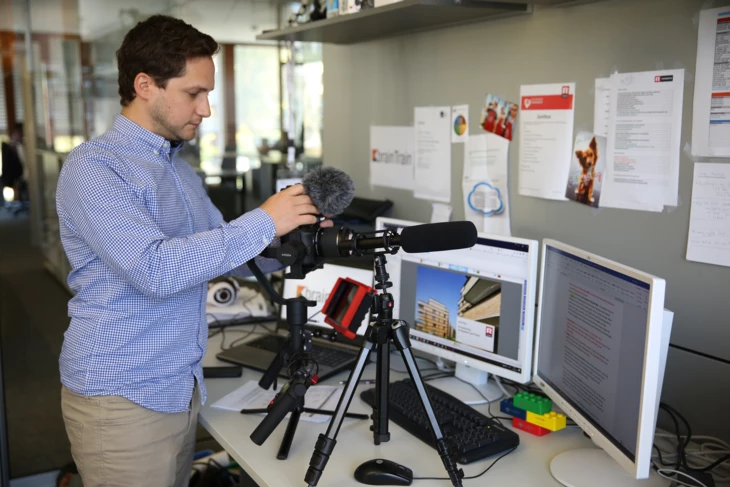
(354, 458, 413, 486)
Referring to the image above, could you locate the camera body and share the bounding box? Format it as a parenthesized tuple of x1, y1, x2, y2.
(276, 225, 353, 279)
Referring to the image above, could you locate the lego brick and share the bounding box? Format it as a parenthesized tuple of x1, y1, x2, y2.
(512, 417, 550, 437)
(500, 398, 527, 420)
(513, 391, 552, 415)
(526, 410, 567, 432)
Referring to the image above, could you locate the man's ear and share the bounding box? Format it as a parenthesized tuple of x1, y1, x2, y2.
(133, 72, 158, 102)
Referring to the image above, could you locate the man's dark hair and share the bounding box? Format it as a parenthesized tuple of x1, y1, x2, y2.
(116, 15, 219, 107)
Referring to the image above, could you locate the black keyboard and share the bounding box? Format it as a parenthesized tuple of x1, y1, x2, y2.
(246, 334, 356, 368)
(361, 379, 519, 464)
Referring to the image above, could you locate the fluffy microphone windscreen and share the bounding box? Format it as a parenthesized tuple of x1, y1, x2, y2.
(400, 222, 478, 253)
(302, 166, 356, 216)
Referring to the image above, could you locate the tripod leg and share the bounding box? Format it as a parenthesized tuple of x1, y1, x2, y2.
(277, 405, 301, 460)
(259, 338, 290, 390)
(304, 339, 374, 487)
(392, 322, 464, 487)
(372, 327, 390, 444)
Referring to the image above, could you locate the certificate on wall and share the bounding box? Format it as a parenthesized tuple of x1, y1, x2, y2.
(601, 69, 684, 211)
(518, 83, 576, 200)
(414, 106, 452, 203)
(691, 6, 730, 158)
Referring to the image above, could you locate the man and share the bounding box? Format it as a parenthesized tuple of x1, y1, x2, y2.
(56, 15, 331, 486)
(1, 123, 23, 206)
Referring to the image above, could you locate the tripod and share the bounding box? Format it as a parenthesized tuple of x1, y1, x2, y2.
(304, 255, 464, 487)
(246, 258, 366, 459)
(246, 258, 316, 460)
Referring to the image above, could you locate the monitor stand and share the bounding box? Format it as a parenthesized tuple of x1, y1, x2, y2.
(550, 449, 666, 487)
(427, 363, 503, 405)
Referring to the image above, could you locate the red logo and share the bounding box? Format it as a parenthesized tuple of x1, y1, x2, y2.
(655, 76, 661, 82)
(371, 149, 378, 161)
(486, 327, 494, 337)
(561, 86, 570, 97)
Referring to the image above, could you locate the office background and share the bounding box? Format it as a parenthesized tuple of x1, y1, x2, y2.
(322, 0, 730, 442)
(0, 0, 728, 483)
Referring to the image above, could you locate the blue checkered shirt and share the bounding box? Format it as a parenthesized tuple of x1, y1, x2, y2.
(56, 114, 281, 412)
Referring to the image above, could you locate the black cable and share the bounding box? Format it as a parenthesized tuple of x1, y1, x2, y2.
(452, 375, 506, 426)
(653, 444, 672, 468)
(691, 454, 730, 473)
(423, 371, 454, 381)
(413, 447, 516, 481)
(659, 403, 683, 471)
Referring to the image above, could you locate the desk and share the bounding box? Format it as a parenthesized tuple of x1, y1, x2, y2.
(200, 327, 595, 486)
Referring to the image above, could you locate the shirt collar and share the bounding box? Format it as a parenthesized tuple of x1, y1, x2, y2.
(113, 114, 185, 158)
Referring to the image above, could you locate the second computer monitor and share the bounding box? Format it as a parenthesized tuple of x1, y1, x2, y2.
(375, 217, 539, 385)
(533, 239, 672, 485)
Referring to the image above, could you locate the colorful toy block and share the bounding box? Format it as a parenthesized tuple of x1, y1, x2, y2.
(500, 398, 527, 420)
(513, 391, 552, 415)
(526, 410, 567, 432)
(512, 417, 550, 437)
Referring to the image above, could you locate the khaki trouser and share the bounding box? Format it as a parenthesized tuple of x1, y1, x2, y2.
(60, 383, 201, 487)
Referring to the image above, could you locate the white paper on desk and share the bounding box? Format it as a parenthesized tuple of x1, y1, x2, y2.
(370, 126, 414, 190)
(451, 104, 469, 143)
(414, 107, 451, 203)
(518, 83, 575, 200)
(211, 381, 344, 423)
(594, 77, 612, 138)
(463, 133, 511, 236)
(691, 6, 730, 158)
(686, 163, 730, 267)
(601, 69, 684, 211)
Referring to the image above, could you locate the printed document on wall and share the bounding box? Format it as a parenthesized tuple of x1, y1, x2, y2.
(601, 70, 684, 211)
(691, 6, 730, 158)
(594, 77, 612, 137)
(463, 133, 511, 236)
(370, 126, 414, 190)
(518, 83, 575, 200)
(431, 203, 453, 223)
(414, 107, 451, 203)
(686, 163, 730, 268)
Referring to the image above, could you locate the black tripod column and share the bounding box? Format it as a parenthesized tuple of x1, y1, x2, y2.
(372, 256, 393, 444)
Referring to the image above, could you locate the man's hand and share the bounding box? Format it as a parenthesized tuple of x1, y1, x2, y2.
(260, 184, 332, 237)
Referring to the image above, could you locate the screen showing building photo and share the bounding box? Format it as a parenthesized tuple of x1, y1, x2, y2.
(413, 266, 500, 353)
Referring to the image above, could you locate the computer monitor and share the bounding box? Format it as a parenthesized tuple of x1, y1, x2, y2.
(280, 263, 374, 337)
(375, 217, 539, 403)
(533, 239, 673, 487)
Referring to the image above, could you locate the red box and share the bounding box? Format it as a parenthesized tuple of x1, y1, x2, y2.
(512, 417, 551, 437)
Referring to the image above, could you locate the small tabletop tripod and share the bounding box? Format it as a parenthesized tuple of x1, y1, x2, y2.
(246, 258, 317, 460)
(303, 254, 465, 487)
(246, 258, 366, 460)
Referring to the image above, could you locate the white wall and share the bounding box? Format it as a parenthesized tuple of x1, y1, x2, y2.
(322, 0, 730, 442)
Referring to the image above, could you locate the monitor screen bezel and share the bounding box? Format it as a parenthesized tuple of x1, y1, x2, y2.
(533, 239, 667, 479)
(375, 217, 539, 384)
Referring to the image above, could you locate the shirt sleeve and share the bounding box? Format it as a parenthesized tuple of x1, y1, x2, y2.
(57, 157, 277, 299)
(203, 191, 284, 278)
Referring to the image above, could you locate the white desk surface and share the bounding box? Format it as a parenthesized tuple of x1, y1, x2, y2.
(200, 326, 595, 487)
